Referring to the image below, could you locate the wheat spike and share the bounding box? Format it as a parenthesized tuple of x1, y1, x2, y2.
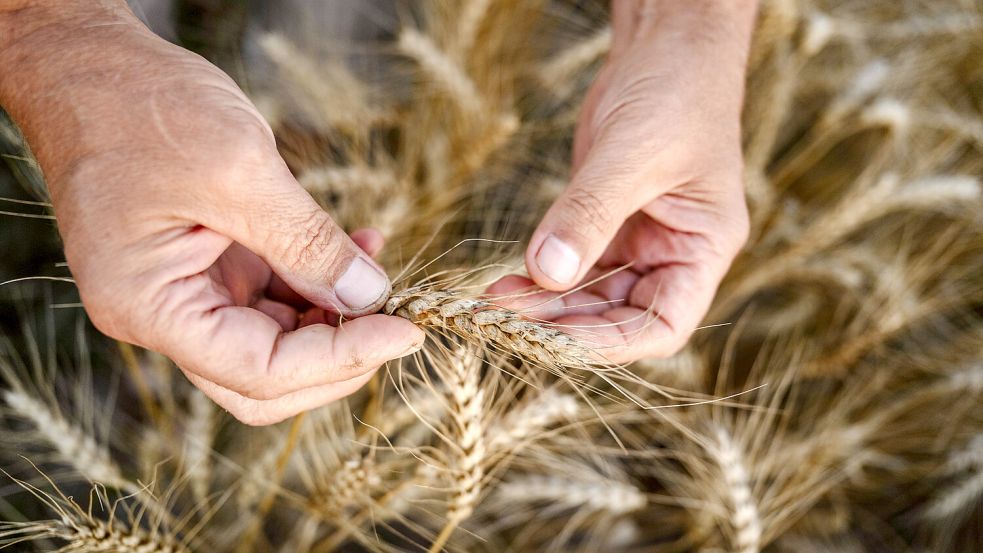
(539, 27, 612, 95)
(257, 33, 382, 131)
(2, 389, 133, 493)
(711, 427, 762, 553)
(184, 389, 215, 503)
(0, 476, 189, 553)
(487, 388, 579, 451)
(453, 0, 493, 57)
(399, 28, 483, 113)
(427, 348, 486, 553)
(386, 288, 594, 369)
(496, 473, 646, 516)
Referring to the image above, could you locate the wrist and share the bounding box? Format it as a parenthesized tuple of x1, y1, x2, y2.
(610, 0, 759, 58)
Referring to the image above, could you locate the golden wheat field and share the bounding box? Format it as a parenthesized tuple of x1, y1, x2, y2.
(1, 0, 982, 551)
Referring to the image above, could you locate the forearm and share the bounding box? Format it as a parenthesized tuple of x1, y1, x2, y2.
(610, 0, 759, 59)
(0, 0, 146, 182)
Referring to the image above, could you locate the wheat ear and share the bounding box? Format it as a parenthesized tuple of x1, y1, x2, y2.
(184, 389, 215, 503)
(385, 288, 594, 369)
(496, 474, 646, 516)
(2, 389, 135, 494)
(429, 349, 486, 553)
(487, 388, 579, 451)
(711, 427, 763, 553)
(0, 475, 189, 553)
(399, 28, 483, 113)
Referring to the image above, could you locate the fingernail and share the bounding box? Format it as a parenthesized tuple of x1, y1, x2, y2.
(336, 257, 388, 310)
(535, 234, 580, 284)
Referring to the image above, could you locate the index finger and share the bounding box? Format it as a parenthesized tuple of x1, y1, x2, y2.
(153, 273, 425, 400)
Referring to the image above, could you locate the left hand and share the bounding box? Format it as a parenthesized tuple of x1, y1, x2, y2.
(489, 0, 757, 364)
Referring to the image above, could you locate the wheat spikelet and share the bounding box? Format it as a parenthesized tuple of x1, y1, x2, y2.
(711, 427, 763, 553)
(311, 454, 381, 515)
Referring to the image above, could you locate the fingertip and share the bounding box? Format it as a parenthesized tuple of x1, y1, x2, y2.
(341, 314, 426, 360)
(526, 232, 584, 292)
(485, 274, 535, 297)
(350, 228, 385, 258)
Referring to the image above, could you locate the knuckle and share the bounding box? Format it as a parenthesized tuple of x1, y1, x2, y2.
(279, 211, 340, 275)
(562, 187, 618, 236)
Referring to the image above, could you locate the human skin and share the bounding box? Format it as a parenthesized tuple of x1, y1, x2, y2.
(0, 0, 424, 425)
(0, 0, 755, 424)
(489, 0, 757, 364)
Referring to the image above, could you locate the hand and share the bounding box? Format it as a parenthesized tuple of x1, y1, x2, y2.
(0, 2, 424, 425)
(489, 0, 757, 364)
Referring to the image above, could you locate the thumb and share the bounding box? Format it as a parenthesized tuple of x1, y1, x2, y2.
(527, 146, 644, 291)
(215, 168, 391, 317)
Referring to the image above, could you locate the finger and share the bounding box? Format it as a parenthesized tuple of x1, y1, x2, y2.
(184, 367, 380, 426)
(208, 164, 392, 317)
(252, 298, 299, 331)
(486, 271, 638, 321)
(552, 262, 726, 363)
(266, 273, 310, 310)
(264, 228, 385, 310)
(156, 274, 424, 399)
(550, 307, 665, 365)
(626, 261, 726, 357)
(526, 134, 667, 292)
(350, 228, 385, 258)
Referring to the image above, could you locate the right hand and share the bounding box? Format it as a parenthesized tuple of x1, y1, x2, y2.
(0, 2, 424, 425)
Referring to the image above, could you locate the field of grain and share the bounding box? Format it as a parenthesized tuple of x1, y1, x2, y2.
(1, 1, 982, 551)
